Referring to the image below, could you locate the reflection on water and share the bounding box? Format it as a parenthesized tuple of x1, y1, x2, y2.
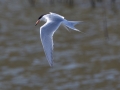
(0, 0, 120, 90)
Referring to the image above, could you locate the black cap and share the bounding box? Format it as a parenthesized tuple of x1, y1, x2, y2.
(38, 14, 45, 20)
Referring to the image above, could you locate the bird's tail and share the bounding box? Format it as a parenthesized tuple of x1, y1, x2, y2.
(62, 20, 82, 32)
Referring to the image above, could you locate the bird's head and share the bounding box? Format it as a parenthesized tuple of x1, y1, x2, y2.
(35, 14, 46, 26)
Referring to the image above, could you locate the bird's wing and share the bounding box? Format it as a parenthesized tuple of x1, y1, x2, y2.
(50, 12, 64, 19)
(40, 21, 61, 67)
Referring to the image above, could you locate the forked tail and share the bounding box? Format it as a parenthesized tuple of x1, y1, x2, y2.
(62, 20, 82, 32)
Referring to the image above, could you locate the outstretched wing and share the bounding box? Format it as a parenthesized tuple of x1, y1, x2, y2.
(40, 21, 61, 67)
(50, 12, 64, 19)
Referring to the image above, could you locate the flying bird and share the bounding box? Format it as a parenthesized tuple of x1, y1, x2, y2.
(35, 12, 82, 67)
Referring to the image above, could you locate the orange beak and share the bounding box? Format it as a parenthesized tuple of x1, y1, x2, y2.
(35, 20, 40, 26)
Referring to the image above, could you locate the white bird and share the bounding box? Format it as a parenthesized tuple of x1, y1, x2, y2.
(35, 12, 82, 67)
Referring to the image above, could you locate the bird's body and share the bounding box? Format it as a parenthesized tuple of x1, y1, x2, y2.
(35, 12, 81, 67)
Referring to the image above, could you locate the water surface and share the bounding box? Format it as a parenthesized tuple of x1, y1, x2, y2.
(0, 0, 120, 90)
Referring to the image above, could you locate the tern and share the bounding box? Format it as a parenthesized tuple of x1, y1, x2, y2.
(35, 12, 82, 67)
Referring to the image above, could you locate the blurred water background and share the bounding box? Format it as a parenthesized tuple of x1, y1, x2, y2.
(0, 0, 120, 90)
